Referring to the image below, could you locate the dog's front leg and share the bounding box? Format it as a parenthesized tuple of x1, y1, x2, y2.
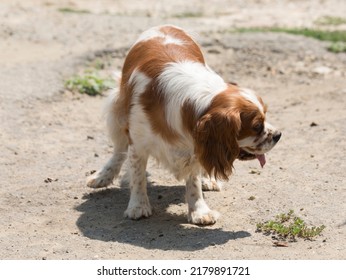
(186, 175, 220, 225)
(124, 145, 152, 220)
(201, 173, 222, 191)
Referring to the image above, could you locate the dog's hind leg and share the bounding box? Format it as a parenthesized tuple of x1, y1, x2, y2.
(87, 88, 129, 189)
(87, 149, 127, 189)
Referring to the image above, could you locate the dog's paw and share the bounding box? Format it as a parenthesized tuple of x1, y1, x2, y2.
(87, 170, 113, 189)
(188, 209, 220, 225)
(201, 178, 222, 192)
(124, 200, 152, 220)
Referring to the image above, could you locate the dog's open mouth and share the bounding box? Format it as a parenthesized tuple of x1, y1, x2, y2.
(238, 149, 266, 168)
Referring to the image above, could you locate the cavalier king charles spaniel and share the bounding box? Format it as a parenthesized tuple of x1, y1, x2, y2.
(87, 25, 281, 225)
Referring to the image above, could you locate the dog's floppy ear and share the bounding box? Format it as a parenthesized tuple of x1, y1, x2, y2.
(194, 109, 241, 180)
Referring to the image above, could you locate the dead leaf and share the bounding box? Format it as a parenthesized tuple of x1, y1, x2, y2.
(273, 241, 289, 247)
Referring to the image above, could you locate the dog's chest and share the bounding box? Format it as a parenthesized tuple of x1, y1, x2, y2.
(129, 102, 200, 180)
(146, 136, 199, 180)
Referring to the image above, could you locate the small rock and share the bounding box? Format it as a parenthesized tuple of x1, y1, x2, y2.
(249, 169, 261, 175)
(85, 170, 96, 176)
(44, 178, 58, 183)
(207, 49, 221, 54)
(313, 66, 332, 75)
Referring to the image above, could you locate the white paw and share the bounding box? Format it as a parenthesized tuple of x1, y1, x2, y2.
(201, 178, 222, 191)
(124, 199, 152, 220)
(188, 209, 220, 225)
(87, 170, 113, 189)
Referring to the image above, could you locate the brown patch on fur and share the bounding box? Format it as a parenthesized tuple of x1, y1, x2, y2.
(114, 82, 133, 127)
(238, 100, 266, 141)
(122, 26, 204, 82)
(258, 95, 268, 114)
(182, 84, 240, 137)
(181, 100, 198, 136)
(193, 86, 267, 180)
(140, 82, 180, 143)
(159, 26, 205, 64)
(118, 25, 206, 144)
(194, 89, 242, 180)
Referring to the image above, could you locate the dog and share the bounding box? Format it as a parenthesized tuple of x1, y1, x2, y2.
(87, 25, 281, 225)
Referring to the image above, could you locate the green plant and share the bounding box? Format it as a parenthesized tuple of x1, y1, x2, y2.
(58, 7, 91, 14)
(327, 42, 346, 53)
(90, 59, 106, 70)
(173, 11, 204, 18)
(234, 27, 346, 53)
(256, 210, 325, 241)
(235, 27, 346, 42)
(315, 16, 346, 26)
(65, 72, 114, 96)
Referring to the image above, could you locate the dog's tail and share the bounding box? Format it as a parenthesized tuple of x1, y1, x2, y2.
(104, 72, 129, 153)
(87, 72, 128, 189)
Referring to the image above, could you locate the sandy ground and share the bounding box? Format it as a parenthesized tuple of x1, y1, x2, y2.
(0, 0, 345, 259)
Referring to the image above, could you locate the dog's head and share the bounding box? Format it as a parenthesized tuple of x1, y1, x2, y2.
(194, 86, 281, 180)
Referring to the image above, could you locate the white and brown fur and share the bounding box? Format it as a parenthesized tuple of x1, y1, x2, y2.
(87, 25, 281, 225)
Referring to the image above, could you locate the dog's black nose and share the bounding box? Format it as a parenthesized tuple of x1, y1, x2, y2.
(273, 132, 282, 143)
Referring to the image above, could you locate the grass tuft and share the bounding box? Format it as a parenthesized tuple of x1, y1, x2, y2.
(235, 27, 346, 42)
(58, 7, 91, 14)
(327, 42, 346, 53)
(256, 210, 326, 241)
(172, 11, 204, 18)
(65, 72, 114, 96)
(235, 27, 346, 53)
(315, 16, 346, 26)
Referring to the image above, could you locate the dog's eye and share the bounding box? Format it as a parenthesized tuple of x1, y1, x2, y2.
(253, 123, 264, 134)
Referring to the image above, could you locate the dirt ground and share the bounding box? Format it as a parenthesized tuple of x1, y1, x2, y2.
(1, 0, 345, 260)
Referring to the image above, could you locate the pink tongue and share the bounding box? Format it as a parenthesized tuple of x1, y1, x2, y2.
(256, 154, 266, 168)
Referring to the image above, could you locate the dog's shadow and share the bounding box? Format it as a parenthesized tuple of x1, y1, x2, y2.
(76, 184, 251, 251)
